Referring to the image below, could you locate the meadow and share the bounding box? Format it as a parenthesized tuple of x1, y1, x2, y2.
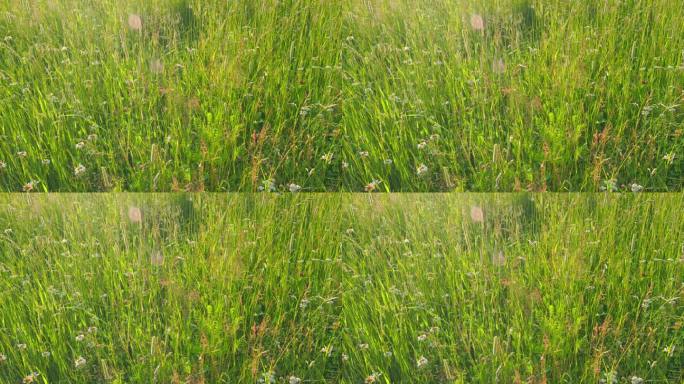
(1, 0, 683, 192)
(0, 194, 682, 383)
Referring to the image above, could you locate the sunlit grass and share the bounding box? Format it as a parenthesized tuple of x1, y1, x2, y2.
(0, 194, 682, 382)
(0, 0, 682, 191)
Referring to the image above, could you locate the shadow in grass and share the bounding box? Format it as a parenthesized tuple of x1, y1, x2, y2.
(172, 0, 199, 44)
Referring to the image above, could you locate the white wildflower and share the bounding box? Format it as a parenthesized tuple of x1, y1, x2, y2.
(74, 164, 86, 176)
(663, 152, 676, 165)
(74, 356, 86, 368)
(321, 152, 333, 164)
(416, 355, 428, 368)
(416, 163, 428, 176)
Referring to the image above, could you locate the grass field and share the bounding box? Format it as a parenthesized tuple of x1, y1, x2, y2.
(1, 0, 683, 192)
(0, 194, 681, 383)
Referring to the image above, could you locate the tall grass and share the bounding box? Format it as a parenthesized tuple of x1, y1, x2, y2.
(0, 0, 682, 191)
(0, 194, 682, 382)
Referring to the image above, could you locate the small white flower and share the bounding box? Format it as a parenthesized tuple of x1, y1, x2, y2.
(341, 353, 349, 361)
(288, 183, 302, 193)
(630, 183, 644, 193)
(358, 151, 369, 158)
(288, 376, 302, 384)
(17, 151, 27, 158)
(75, 141, 85, 150)
(358, 343, 369, 350)
(74, 164, 86, 176)
(663, 345, 675, 356)
(630, 377, 644, 384)
(320, 345, 333, 355)
(259, 179, 276, 192)
(41, 351, 51, 358)
(341, 161, 349, 169)
(74, 356, 86, 368)
(600, 179, 618, 192)
(16, 343, 27, 350)
(87, 134, 97, 141)
(416, 163, 428, 176)
(384, 351, 393, 357)
(416, 355, 428, 368)
(417, 141, 428, 150)
(663, 152, 676, 164)
(87, 326, 97, 334)
(321, 152, 333, 163)
(417, 334, 427, 342)
(0, 161, 6, 169)
(75, 334, 85, 342)
(259, 371, 276, 384)
(384, 158, 393, 165)
(0, 353, 6, 362)
(41, 159, 51, 165)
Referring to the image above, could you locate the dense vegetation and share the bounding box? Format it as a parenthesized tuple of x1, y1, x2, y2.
(1, 0, 683, 191)
(0, 194, 682, 382)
